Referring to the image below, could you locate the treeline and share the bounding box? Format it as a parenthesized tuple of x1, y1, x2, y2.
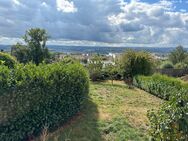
(160, 45, 188, 69)
(87, 50, 154, 85)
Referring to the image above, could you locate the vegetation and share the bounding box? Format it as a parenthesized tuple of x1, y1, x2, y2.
(120, 50, 154, 85)
(160, 61, 174, 69)
(87, 55, 104, 81)
(134, 74, 188, 140)
(11, 28, 50, 65)
(2, 25, 188, 141)
(41, 81, 162, 141)
(169, 45, 187, 65)
(0, 61, 89, 141)
(103, 63, 122, 84)
(0, 52, 17, 68)
(174, 62, 188, 69)
(133, 73, 188, 100)
(11, 43, 29, 63)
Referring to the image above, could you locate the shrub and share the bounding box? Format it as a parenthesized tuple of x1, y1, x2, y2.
(133, 73, 188, 100)
(103, 63, 122, 84)
(120, 50, 154, 83)
(134, 74, 188, 140)
(87, 55, 104, 81)
(160, 61, 174, 69)
(0, 62, 89, 141)
(148, 88, 188, 140)
(0, 52, 17, 68)
(11, 43, 30, 64)
(174, 62, 188, 69)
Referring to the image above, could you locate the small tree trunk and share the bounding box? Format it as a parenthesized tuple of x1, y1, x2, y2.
(111, 79, 113, 85)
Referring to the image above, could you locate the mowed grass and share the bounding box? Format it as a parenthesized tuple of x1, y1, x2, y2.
(44, 81, 163, 141)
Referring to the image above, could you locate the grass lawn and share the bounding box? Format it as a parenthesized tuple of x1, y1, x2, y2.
(43, 81, 163, 141)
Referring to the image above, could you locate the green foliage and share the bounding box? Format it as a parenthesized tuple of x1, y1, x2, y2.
(87, 55, 104, 81)
(11, 43, 29, 63)
(169, 45, 187, 64)
(148, 89, 188, 140)
(134, 74, 188, 140)
(160, 61, 174, 69)
(0, 52, 17, 68)
(12, 28, 50, 65)
(103, 63, 122, 84)
(0, 62, 89, 141)
(133, 74, 188, 100)
(121, 50, 154, 79)
(174, 62, 188, 69)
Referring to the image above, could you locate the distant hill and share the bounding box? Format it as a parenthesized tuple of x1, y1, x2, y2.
(0, 44, 180, 54)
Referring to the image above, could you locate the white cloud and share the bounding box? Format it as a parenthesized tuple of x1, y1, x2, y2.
(12, 0, 20, 6)
(56, 0, 77, 13)
(0, 0, 188, 47)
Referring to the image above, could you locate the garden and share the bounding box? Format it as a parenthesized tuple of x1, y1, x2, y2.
(0, 28, 188, 141)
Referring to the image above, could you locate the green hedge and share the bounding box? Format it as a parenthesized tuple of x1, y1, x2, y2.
(0, 52, 17, 68)
(0, 62, 89, 141)
(133, 74, 188, 140)
(133, 73, 188, 100)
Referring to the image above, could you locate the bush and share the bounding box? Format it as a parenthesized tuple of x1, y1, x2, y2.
(87, 55, 104, 81)
(134, 74, 188, 140)
(160, 61, 174, 69)
(174, 62, 188, 69)
(0, 62, 89, 141)
(0, 52, 17, 68)
(133, 73, 188, 100)
(120, 50, 154, 81)
(103, 63, 122, 84)
(148, 89, 188, 140)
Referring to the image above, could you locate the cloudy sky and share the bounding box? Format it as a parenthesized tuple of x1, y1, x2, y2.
(0, 0, 188, 47)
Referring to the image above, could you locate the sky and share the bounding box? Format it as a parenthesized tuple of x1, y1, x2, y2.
(0, 0, 188, 47)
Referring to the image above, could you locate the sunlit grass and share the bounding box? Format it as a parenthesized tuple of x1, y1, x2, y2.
(42, 81, 163, 141)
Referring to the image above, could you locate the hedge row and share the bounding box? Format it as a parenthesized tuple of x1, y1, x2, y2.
(133, 73, 188, 100)
(133, 74, 188, 140)
(0, 52, 17, 68)
(0, 61, 89, 141)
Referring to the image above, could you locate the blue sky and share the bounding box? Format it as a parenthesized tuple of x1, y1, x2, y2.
(0, 0, 188, 47)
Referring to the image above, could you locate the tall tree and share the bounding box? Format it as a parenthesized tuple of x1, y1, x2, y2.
(169, 45, 187, 64)
(24, 28, 49, 65)
(12, 28, 50, 65)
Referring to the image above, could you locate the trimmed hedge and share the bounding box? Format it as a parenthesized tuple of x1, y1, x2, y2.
(0, 61, 89, 141)
(134, 74, 188, 140)
(0, 52, 17, 68)
(133, 73, 188, 100)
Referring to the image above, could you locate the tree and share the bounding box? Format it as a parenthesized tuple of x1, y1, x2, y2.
(23, 28, 50, 65)
(104, 63, 121, 85)
(11, 43, 29, 63)
(120, 50, 153, 85)
(88, 55, 104, 81)
(169, 45, 187, 64)
(12, 28, 50, 65)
